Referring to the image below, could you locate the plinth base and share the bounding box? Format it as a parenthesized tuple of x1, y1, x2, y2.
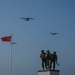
(38, 70, 60, 75)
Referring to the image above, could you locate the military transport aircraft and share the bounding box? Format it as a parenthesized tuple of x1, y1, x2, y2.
(49, 32, 59, 35)
(20, 17, 35, 21)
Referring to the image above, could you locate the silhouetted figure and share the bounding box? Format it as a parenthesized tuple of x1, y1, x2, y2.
(45, 50, 51, 69)
(40, 50, 46, 70)
(50, 51, 58, 70)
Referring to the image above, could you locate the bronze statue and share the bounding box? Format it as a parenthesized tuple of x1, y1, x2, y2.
(45, 50, 51, 69)
(50, 51, 59, 70)
(40, 50, 47, 70)
(40, 50, 59, 70)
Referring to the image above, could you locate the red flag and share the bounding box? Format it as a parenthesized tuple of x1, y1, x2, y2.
(1, 36, 12, 42)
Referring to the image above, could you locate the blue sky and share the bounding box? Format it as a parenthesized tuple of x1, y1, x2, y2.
(0, 0, 75, 75)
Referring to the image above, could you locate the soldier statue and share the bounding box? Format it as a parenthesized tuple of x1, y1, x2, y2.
(40, 50, 46, 70)
(50, 51, 59, 70)
(45, 50, 51, 69)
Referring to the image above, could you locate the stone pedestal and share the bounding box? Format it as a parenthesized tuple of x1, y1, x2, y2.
(38, 70, 60, 75)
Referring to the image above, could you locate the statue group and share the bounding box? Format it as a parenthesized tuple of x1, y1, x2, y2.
(40, 50, 59, 70)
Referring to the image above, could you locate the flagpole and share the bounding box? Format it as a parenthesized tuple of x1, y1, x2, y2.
(9, 34, 13, 75)
(9, 43, 12, 75)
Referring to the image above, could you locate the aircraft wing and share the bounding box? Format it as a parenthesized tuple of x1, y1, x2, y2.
(29, 18, 35, 19)
(20, 18, 27, 19)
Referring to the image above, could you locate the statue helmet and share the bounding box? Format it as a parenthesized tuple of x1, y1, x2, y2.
(41, 50, 44, 52)
(53, 51, 56, 54)
(46, 50, 50, 52)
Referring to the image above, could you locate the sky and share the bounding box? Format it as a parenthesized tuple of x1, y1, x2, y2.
(0, 0, 75, 75)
